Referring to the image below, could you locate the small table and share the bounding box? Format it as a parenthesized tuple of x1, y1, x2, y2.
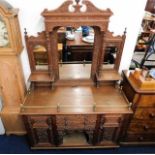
(65, 32, 93, 61)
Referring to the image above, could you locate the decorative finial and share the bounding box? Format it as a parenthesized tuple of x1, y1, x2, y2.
(124, 27, 127, 35)
(75, 0, 80, 4)
(24, 28, 27, 36)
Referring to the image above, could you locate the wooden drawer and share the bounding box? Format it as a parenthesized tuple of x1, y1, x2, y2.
(128, 121, 155, 134)
(103, 114, 122, 127)
(56, 115, 97, 130)
(126, 133, 155, 142)
(138, 95, 155, 107)
(27, 115, 51, 128)
(134, 108, 155, 120)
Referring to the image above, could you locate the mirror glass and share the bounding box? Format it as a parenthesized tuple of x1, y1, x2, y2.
(57, 26, 95, 79)
(102, 45, 118, 69)
(33, 45, 48, 70)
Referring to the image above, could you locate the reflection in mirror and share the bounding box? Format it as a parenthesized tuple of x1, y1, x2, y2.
(33, 45, 48, 70)
(102, 45, 118, 69)
(58, 26, 94, 79)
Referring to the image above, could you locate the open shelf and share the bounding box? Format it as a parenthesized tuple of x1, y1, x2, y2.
(59, 64, 91, 80)
(97, 70, 121, 82)
(62, 131, 89, 147)
(29, 72, 54, 83)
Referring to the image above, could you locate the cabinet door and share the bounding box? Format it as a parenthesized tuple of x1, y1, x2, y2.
(99, 127, 120, 145)
(23, 115, 56, 148)
(93, 114, 122, 146)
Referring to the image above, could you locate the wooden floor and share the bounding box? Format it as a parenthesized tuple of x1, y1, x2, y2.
(21, 86, 132, 115)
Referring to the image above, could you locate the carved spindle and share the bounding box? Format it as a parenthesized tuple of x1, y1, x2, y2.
(57, 104, 60, 112)
(128, 102, 132, 110)
(93, 103, 96, 112)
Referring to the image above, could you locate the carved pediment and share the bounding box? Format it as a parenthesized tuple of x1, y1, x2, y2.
(42, 0, 112, 15)
(42, 0, 113, 31)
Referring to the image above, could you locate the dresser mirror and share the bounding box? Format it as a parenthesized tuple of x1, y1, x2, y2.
(102, 45, 118, 69)
(58, 26, 94, 80)
(25, 0, 126, 84)
(33, 45, 48, 70)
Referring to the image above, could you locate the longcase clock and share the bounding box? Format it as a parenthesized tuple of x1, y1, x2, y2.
(0, 1, 26, 135)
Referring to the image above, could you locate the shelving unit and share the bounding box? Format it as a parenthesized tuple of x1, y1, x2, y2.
(131, 11, 155, 69)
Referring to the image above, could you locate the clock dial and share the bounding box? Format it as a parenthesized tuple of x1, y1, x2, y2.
(0, 16, 9, 47)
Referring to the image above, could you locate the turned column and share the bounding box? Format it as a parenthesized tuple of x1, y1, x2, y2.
(50, 28, 59, 80)
(114, 28, 127, 71)
(97, 31, 105, 74)
(91, 27, 105, 79)
(46, 32, 53, 77)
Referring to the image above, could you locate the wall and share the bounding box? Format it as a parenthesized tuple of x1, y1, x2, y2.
(0, 0, 147, 134)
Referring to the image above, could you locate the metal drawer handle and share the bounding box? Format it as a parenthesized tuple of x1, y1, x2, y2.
(138, 136, 144, 141)
(149, 113, 155, 118)
(100, 126, 104, 130)
(143, 125, 149, 131)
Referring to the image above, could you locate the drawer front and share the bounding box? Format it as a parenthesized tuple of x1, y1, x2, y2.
(138, 95, 155, 107)
(103, 114, 122, 127)
(56, 115, 97, 130)
(126, 133, 155, 142)
(28, 115, 52, 128)
(134, 108, 155, 120)
(128, 121, 155, 134)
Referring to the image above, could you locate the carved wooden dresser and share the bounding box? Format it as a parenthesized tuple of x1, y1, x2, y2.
(19, 0, 134, 149)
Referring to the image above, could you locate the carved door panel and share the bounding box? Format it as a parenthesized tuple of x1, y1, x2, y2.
(98, 127, 120, 145)
(23, 115, 56, 148)
(93, 114, 122, 146)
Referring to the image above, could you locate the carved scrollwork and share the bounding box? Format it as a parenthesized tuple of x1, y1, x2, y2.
(42, 0, 113, 32)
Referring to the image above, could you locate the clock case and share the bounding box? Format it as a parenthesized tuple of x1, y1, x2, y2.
(0, 1, 26, 135)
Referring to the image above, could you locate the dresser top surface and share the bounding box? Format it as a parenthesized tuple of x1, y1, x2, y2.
(21, 86, 132, 115)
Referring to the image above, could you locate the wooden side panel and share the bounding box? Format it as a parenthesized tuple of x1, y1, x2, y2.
(0, 56, 25, 107)
(122, 74, 137, 103)
(0, 107, 26, 135)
